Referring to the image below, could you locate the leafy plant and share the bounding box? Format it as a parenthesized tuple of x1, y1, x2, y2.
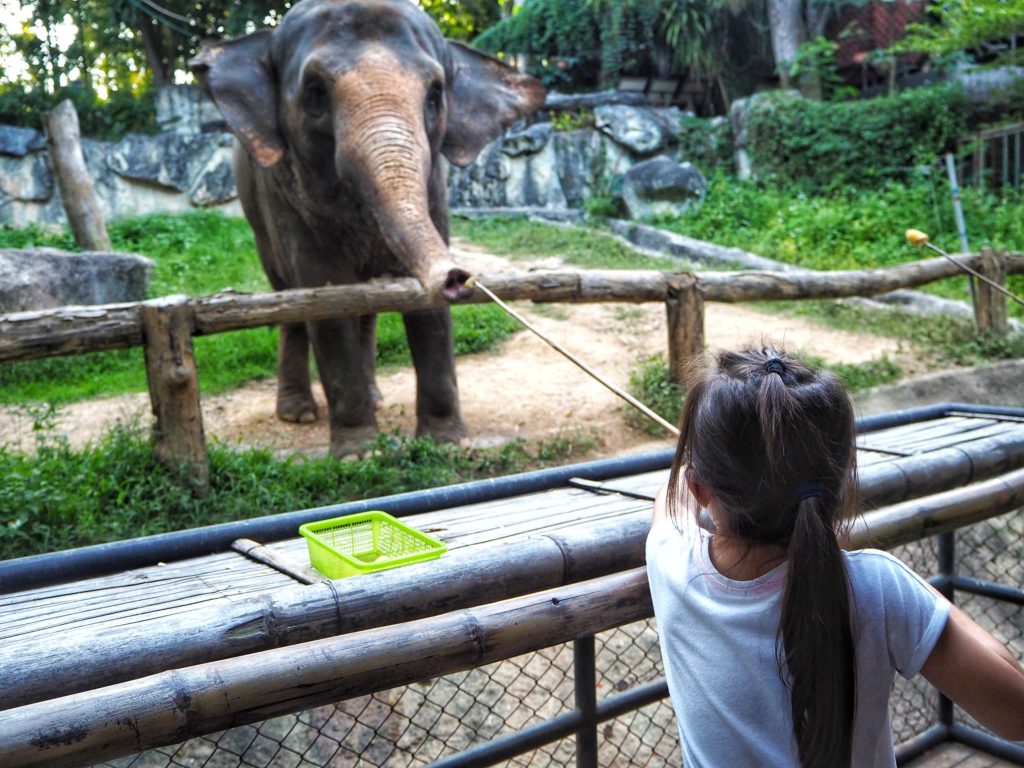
(624, 354, 683, 435)
(745, 84, 968, 191)
(550, 109, 596, 131)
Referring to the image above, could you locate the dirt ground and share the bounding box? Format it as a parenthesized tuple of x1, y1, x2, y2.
(0, 241, 926, 459)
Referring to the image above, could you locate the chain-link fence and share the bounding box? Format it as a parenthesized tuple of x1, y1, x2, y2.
(97, 511, 1023, 768)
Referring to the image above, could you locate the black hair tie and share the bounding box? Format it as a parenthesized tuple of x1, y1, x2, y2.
(764, 357, 786, 375)
(794, 482, 824, 503)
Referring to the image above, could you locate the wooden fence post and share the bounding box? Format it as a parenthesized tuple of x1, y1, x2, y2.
(42, 99, 112, 251)
(666, 274, 704, 390)
(974, 247, 1009, 336)
(141, 297, 208, 496)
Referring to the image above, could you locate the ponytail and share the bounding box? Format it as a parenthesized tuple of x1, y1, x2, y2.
(781, 495, 855, 767)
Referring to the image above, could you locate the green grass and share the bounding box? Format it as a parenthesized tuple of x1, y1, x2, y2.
(0, 212, 521, 404)
(452, 215, 682, 271)
(0, 423, 598, 560)
(662, 174, 1024, 320)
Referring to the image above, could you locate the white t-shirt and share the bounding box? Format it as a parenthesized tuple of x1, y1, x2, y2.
(646, 513, 950, 768)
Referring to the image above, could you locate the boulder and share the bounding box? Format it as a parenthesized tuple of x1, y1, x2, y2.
(0, 125, 46, 157)
(155, 84, 225, 134)
(0, 248, 155, 313)
(501, 123, 553, 157)
(594, 104, 671, 155)
(729, 89, 801, 180)
(620, 155, 707, 220)
(108, 131, 232, 193)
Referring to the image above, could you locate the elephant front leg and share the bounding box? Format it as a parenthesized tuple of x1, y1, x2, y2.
(403, 307, 468, 444)
(309, 317, 379, 458)
(276, 322, 319, 424)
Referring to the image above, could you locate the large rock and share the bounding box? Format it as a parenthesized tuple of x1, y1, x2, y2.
(108, 131, 233, 193)
(0, 248, 155, 313)
(594, 104, 673, 155)
(620, 155, 707, 220)
(155, 84, 225, 133)
(729, 90, 801, 180)
(0, 125, 46, 157)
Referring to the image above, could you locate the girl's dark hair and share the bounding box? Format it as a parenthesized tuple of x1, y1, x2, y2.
(667, 346, 858, 768)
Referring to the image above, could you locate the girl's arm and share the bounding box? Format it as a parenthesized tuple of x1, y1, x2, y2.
(920, 603, 1024, 741)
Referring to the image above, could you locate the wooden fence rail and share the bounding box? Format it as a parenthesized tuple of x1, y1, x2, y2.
(1, 251, 1021, 493)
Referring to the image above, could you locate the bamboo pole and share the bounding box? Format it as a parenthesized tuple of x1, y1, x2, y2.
(42, 99, 111, 251)
(1, 467, 1023, 767)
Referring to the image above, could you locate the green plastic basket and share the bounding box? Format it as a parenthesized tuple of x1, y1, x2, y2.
(299, 511, 447, 579)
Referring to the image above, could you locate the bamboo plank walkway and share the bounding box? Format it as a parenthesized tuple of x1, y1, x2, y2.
(905, 742, 1020, 767)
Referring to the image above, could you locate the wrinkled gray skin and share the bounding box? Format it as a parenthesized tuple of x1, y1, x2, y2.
(190, 0, 545, 457)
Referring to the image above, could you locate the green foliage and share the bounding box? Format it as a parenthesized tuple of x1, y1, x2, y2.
(745, 85, 968, 191)
(0, 424, 597, 559)
(624, 354, 683, 435)
(550, 109, 596, 131)
(417, 0, 503, 41)
(0, 82, 158, 139)
(784, 36, 858, 102)
(892, 0, 1024, 65)
(676, 114, 735, 174)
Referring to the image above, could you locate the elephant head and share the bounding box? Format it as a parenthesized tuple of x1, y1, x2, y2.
(189, 0, 545, 299)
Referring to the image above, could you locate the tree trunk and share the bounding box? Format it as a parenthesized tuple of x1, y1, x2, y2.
(767, 0, 819, 97)
(42, 99, 111, 251)
(138, 14, 172, 85)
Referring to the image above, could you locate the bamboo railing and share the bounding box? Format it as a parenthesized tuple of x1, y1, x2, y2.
(1, 466, 1022, 768)
(1, 251, 1021, 493)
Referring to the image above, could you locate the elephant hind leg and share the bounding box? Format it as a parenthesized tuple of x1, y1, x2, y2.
(276, 322, 319, 424)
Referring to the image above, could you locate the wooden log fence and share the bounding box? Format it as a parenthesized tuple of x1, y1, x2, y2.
(1, 251, 1022, 490)
(1, 466, 1022, 768)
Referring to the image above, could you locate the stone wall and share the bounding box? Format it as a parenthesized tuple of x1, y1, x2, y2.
(0, 85, 727, 229)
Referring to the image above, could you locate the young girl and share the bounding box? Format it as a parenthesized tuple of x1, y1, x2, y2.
(647, 346, 1024, 767)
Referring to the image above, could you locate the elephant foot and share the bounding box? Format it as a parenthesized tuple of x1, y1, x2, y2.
(416, 414, 469, 445)
(277, 389, 319, 424)
(330, 424, 379, 459)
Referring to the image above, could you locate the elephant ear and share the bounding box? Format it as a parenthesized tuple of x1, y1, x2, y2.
(189, 31, 285, 168)
(443, 42, 546, 168)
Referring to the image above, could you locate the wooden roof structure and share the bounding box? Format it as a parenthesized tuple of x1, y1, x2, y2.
(1, 403, 1023, 767)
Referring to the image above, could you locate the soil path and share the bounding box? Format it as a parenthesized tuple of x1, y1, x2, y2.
(0, 242, 921, 458)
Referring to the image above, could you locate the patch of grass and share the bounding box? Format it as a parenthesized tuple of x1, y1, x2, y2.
(665, 174, 1024, 321)
(784, 300, 1024, 366)
(452, 215, 682, 271)
(0, 424, 603, 560)
(625, 354, 684, 436)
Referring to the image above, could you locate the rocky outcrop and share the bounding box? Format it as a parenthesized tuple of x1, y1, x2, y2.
(0, 85, 730, 229)
(0, 248, 154, 312)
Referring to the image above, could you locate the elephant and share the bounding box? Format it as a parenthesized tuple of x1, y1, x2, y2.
(189, 0, 545, 457)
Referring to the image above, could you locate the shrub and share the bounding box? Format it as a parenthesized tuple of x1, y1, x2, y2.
(0, 83, 158, 140)
(746, 84, 967, 191)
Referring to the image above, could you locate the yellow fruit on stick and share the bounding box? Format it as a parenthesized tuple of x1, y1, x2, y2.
(906, 229, 930, 247)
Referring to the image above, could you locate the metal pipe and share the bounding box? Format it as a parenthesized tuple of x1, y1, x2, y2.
(575, 636, 598, 768)
(937, 531, 956, 728)
(951, 723, 1024, 764)
(894, 724, 949, 765)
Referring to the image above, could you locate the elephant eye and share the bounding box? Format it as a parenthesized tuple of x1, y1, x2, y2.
(302, 78, 329, 118)
(425, 81, 444, 119)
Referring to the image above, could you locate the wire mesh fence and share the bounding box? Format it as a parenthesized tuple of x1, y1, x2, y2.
(96, 511, 1022, 768)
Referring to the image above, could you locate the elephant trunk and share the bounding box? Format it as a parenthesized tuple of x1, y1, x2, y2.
(338, 88, 470, 301)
